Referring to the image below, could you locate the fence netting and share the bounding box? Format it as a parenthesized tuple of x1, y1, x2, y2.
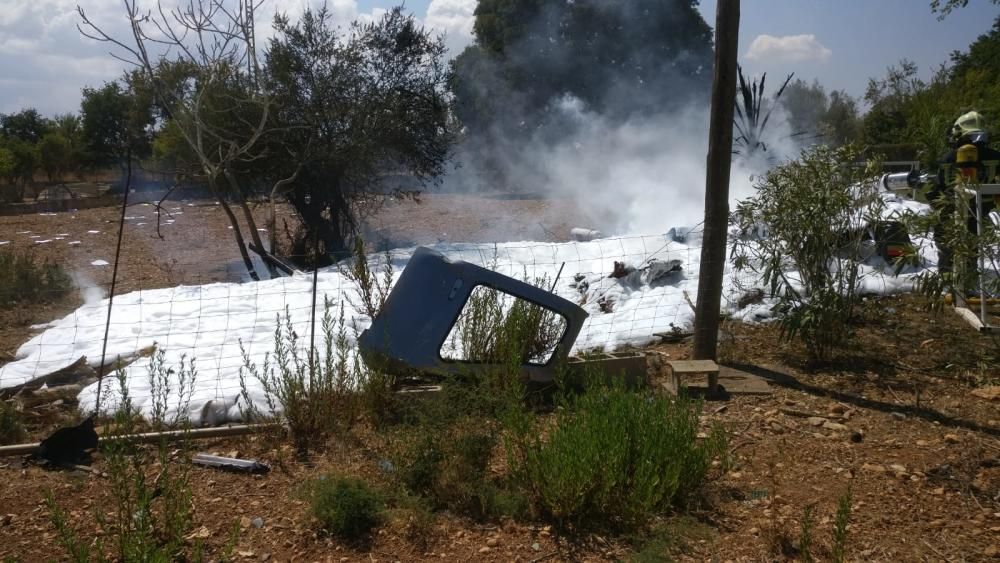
(0, 189, 929, 424)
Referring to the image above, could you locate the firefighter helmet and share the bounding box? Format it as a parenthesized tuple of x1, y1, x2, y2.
(950, 110, 989, 145)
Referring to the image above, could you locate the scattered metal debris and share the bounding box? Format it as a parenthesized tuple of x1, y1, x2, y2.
(192, 453, 270, 474)
(570, 227, 602, 242)
(667, 226, 696, 243)
(608, 261, 634, 279)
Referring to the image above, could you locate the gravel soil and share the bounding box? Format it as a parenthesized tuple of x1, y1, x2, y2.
(1, 198, 999, 562)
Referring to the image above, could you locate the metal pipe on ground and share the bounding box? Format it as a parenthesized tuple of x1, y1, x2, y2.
(0, 423, 280, 458)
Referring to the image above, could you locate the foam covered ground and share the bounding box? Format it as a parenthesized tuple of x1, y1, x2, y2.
(0, 193, 938, 425)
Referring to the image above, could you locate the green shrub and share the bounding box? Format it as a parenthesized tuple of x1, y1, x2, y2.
(799, 504, 815, 563)
(49, 367, 197, 562)
(394, 420, 525, 519)
(0, 400, 26, 445)
(732, 145, 886, 360)
(340, 237, 394, 319)
(444, 280, 564, 367)
(239, 299, 375, 456)
(505, 380, 726, 530)
(831, 487, 853, 563)
(0, 248, 73, 309)
(307, 476, 383, 542)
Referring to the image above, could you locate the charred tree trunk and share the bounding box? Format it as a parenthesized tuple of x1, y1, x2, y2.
(224, 169, 277, 278)
(211, 176, 260, 281)
(287, 170, 354, 268)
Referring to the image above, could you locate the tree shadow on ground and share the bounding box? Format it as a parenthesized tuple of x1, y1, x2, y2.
(729, 362, 1000, 439)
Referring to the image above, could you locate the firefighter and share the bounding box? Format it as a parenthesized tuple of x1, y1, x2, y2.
(928, 111, 1000, 277)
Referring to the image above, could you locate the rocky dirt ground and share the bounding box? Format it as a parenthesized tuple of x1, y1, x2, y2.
(1, 196, 999, 562)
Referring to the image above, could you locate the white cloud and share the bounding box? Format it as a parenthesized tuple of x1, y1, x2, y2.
(745, 34, 832, 64)
(0, 1, 475, 115)
(424, 0, 476, 55)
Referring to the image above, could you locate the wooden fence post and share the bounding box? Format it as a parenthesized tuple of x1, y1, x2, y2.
(693, 0, 740, 361)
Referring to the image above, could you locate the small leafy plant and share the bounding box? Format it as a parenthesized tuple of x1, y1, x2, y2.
(0, 400, 26, 445)
(239, 299, 373, 457)
(732, 145, 887, 360)
(306, 476, 383, 543)
(48, 360, 198, 561)
(0, 248, 73, 309)
(831, 486, 853, 563)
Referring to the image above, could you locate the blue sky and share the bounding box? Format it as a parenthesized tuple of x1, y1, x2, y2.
(700, 0, 999, 102)
(1, 0, 997, 115)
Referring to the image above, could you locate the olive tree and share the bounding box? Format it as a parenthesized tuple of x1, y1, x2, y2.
(260, 6, 453, 260)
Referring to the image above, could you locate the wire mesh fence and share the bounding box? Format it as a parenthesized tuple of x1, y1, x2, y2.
(0, 189, 765, 423)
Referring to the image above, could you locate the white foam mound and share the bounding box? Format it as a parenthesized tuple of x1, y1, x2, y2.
(0, 197, 938, 425)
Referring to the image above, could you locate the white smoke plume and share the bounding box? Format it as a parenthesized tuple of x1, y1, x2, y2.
(444, 93, 800, 237)
(70, 270, 106, 306)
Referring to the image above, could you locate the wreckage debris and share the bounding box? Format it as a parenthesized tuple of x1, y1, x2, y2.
(645, 258, 683, 284)
(192, 453, 270, 474)
(609, 261, 634, 279)
(34, 416, 98, 465)
(358, 247, 588, 383)
(570, 227, 603, 242)
(608, 259, 682, 286)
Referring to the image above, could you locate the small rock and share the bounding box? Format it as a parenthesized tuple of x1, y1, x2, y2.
(188, 526, 212, 539)
(240, 516, 252, 529)
(823, 421, 849, 432)
(479, 547, 491, 554)
(340, 558, 349, 562)
(783, 399, 798, 406)
(237, 550, 255, 558)
(531, 542, 541, 552)
(916, 440, 930, 447)
(259, 555, 271, 562)
(891, 412, 906, 421)
(850, 431, 864, 443)
(930, 519, 945, 528)
(749, 527, 759, 535)
(807, 417, 827, 427)
(889, 463, 907, 473)
(228, 450, 239, 458)
(971, 386, 1000, 401)
(944, 434, 960, 444)
(830, 404, 847, 414)
(862, 463, 886, 473)
(251, 517, 264, 529)
(486, 538, 499, 547)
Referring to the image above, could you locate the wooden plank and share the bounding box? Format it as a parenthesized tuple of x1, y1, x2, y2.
(667, 360, 719, 374)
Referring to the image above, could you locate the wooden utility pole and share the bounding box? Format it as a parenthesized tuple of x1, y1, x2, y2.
(693, 0, 740, 361)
